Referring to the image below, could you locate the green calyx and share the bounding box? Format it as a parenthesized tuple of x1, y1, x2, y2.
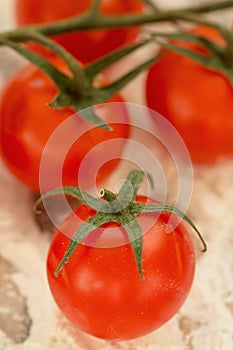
(35, 170, 207, 280)
(0, 33, 161, 130)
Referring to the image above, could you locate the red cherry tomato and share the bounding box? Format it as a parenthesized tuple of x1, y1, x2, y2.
(146, 26, 233, 164)
(47, 195, 195, 341)
(16, 0, 144, 63)
(0, 61, 129, 192)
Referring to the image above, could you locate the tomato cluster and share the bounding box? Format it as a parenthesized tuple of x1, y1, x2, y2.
(1, 1, 228, 343)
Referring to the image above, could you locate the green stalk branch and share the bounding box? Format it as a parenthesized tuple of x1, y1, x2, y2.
(172, 12, 233, 68)
(141, 0, 160, 12)
(89, 0, 101, 14)
(0, 1, 232, 41)
(0, 37, 71, 91)
(84, 40, 151, 82)
(95, 52, 164, 100)
(182, 0, 233, 14)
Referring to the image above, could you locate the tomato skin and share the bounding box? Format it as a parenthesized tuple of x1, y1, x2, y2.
(0, 61, 129, 192)
(47, 195, 195, 341)
(146, 26, 233, 164)
(16, 0, 144, 63)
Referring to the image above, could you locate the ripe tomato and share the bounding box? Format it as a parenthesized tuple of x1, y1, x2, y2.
(16, 0, 144, 63)
(0, 60, 129, 192)
(47, 195, 195, 341)
(146, 26, 233, 164)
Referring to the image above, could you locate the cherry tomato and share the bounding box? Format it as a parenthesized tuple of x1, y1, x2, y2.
(146, 26, 233, 164)
(0, 61, 129, 192)
(16, 0, 144, 63)
(47, 195, 195, 341)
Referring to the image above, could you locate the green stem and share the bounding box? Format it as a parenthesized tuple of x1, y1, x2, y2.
(0, 38, 72, 91)
(89, 0, 101, 14)
(99, 189, 126, 213)
(19, 31, 86, 95)
(174, 13, 233, 68)
(84, 40, 151, 82)
(141, 0, 160, 11)
(100, 189, 117, 202)
(183, 0, 233, 13)
(0, 1, 233, 41)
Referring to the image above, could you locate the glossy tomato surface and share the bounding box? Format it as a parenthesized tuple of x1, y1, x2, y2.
(16, 0, 144, 63)
(146, 26, 233, 164)
(47, 195, 195, 341)
(0, 61, 129, 192)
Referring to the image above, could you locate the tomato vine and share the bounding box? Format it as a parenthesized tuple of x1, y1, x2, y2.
(4, 0, 233, 36)
(0, 0, 233, 126)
